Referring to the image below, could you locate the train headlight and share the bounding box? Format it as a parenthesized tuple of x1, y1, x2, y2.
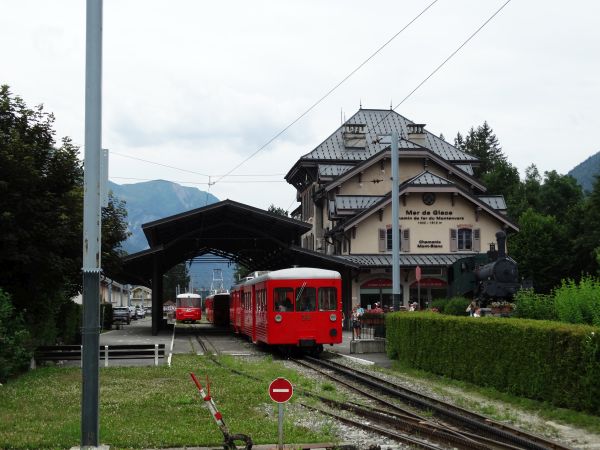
(275, 314, 282, 323)
(329, 313, 337, 322)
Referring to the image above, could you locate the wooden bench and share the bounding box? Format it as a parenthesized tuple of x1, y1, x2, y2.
(34, 344, 166, 367)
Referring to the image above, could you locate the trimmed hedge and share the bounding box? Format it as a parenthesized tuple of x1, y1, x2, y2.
(386, 312, 600, 414)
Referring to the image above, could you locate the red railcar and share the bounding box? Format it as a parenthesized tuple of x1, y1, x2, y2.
(175, 293, 202, 323)
(230, 267, 342, 353)
(205, 292, 230, 326)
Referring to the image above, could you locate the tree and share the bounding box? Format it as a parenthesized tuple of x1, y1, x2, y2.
(508, 209, 570, 293)
(454, 121, 506, 178)
(162, 262, 190, 300)
(101, 192, 131, 279)
(573, 175, 600, 276)
(0, 85, 129, 344)
(267, 204, 288, 216)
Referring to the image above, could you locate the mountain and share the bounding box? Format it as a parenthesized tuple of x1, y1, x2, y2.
(568, 150, 600, 193)
(109, 179, 219, 253)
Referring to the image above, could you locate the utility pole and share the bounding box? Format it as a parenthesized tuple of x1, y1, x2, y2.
(81, 0, 103, 447)
(391, 131, 401, 310)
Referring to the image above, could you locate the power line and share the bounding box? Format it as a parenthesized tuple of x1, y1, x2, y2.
(365, 0, 513, 139)
(111, 151, 210, 177)
(111, 176, 286, 185)
(212, 0, 440, 185)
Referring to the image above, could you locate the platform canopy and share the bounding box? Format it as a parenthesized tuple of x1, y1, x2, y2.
(122, 199, 357, 285)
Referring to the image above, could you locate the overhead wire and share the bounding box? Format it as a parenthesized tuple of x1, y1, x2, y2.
(211, 0, 440, 185)
(110, 1, 510, 195)
(109, 1, 439, 186)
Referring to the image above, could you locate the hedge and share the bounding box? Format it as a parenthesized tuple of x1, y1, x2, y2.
(386, 312, 600, 414)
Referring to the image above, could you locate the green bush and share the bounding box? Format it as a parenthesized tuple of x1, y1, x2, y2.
(554, 277, 600, 327)
(0, 289, 32, 382)
(56, 300, 82, 344)
(514, 289, 557, 321)
(430, 298, 448, 312)
(385, 312, 600, 413)
(443, 296, 470, 316)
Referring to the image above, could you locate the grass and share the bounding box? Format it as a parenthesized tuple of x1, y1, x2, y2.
(379, 360, 600, 435)
(0, 354, 345, 449)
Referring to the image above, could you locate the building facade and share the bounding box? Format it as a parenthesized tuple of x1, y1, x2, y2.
(285, 109, 518, 310)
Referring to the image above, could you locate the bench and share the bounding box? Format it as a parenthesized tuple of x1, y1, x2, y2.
(34, 344, 166, 367)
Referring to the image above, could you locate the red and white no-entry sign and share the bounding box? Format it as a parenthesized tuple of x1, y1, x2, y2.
(269, 377, 293, 403)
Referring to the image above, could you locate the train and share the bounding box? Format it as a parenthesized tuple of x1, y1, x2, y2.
(204, 292, 230, 327)
(175, 292, 202, 323)
(229, 267, 343, 354)
(448, 231, 524, 305)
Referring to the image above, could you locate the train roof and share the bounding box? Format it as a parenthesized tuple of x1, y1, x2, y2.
(176, 293, 202, 298)
(234, 267, 341, 287)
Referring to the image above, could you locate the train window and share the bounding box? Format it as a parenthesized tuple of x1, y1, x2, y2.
(318, 287, 337, 311)
(296, 287, 316, 312)
(274, 287, 294, 312)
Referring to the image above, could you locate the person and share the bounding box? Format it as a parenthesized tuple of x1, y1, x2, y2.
(467, 300, 477, 317)
(351, 305, 363, 339)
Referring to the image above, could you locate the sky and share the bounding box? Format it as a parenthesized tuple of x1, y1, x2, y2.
(2, 1, 600, 212)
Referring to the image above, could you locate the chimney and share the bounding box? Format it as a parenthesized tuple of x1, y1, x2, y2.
(496, 231, 507, 258)
(407, 123, 427, 147)
(343, 123, 366, 149)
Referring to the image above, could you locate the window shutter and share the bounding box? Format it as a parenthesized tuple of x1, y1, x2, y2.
(378, 228, 386, 252)
(450, 229, 457, 252)
(473, 228, 481, 252)
(402, 228, 410, 252)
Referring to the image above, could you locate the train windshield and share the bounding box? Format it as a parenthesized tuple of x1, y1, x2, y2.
(318, 287, 337, 311)
(296, 287, 316, 312)
(274, 288, 294, 312)
(177, 297, 200, 308)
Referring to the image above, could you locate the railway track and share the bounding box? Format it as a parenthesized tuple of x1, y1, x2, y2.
(294, 355, 572, 450)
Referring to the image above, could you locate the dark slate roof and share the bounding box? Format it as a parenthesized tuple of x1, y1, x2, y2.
(478, 195, 507, 210)
(318, 164, 354, 177)
(407, 171, 452, 185)
(338, 253, 473, 267)
(335, 195, 384, 211)
(301, 109, 476, 163)
(455, 164, 474, 176)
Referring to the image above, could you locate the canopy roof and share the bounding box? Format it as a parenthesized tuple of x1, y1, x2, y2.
(122, 199, 357, 284)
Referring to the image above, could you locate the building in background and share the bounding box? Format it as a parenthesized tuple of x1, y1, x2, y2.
(285, 108, 518, 309)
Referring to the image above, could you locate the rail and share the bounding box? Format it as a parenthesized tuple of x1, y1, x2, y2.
(34, 344, 165, 367)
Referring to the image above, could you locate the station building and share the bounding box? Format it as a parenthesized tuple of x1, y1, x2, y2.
(285, 108, 518, 310)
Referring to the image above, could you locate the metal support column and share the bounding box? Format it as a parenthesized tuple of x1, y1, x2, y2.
(81, 0, 103, 447)
(391, 131, 402, 310)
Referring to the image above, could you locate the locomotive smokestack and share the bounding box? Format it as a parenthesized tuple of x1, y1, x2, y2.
(496, 231, 507, 258)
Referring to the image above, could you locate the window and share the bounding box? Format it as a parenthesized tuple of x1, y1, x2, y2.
(318, 287, 337, 311)
(273, 287, 294, 312)
(458, 228, 472, 250)
(381, 228, 409, 251)
(295, 287, 316, 312)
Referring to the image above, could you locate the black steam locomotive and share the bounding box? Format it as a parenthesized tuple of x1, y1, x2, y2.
(448, 231, 522, 305)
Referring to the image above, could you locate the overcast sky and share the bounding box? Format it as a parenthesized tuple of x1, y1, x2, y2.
(3, 1, 599, 211)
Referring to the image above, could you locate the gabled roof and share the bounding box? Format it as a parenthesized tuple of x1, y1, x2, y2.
(477, 195, 507, 210)
(318, 164, 355, 178)
(337, 174, 518, 232)
(297, 109, 477, 163)
(323, 148, 486, 194)
(407, 171, 453, 185)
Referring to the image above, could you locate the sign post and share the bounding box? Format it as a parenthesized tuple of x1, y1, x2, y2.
(269, 378, 293, 450)
(415, 266, 422, 309)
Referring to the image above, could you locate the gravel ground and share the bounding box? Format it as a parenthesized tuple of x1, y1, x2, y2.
(283, 356, 600, 450)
